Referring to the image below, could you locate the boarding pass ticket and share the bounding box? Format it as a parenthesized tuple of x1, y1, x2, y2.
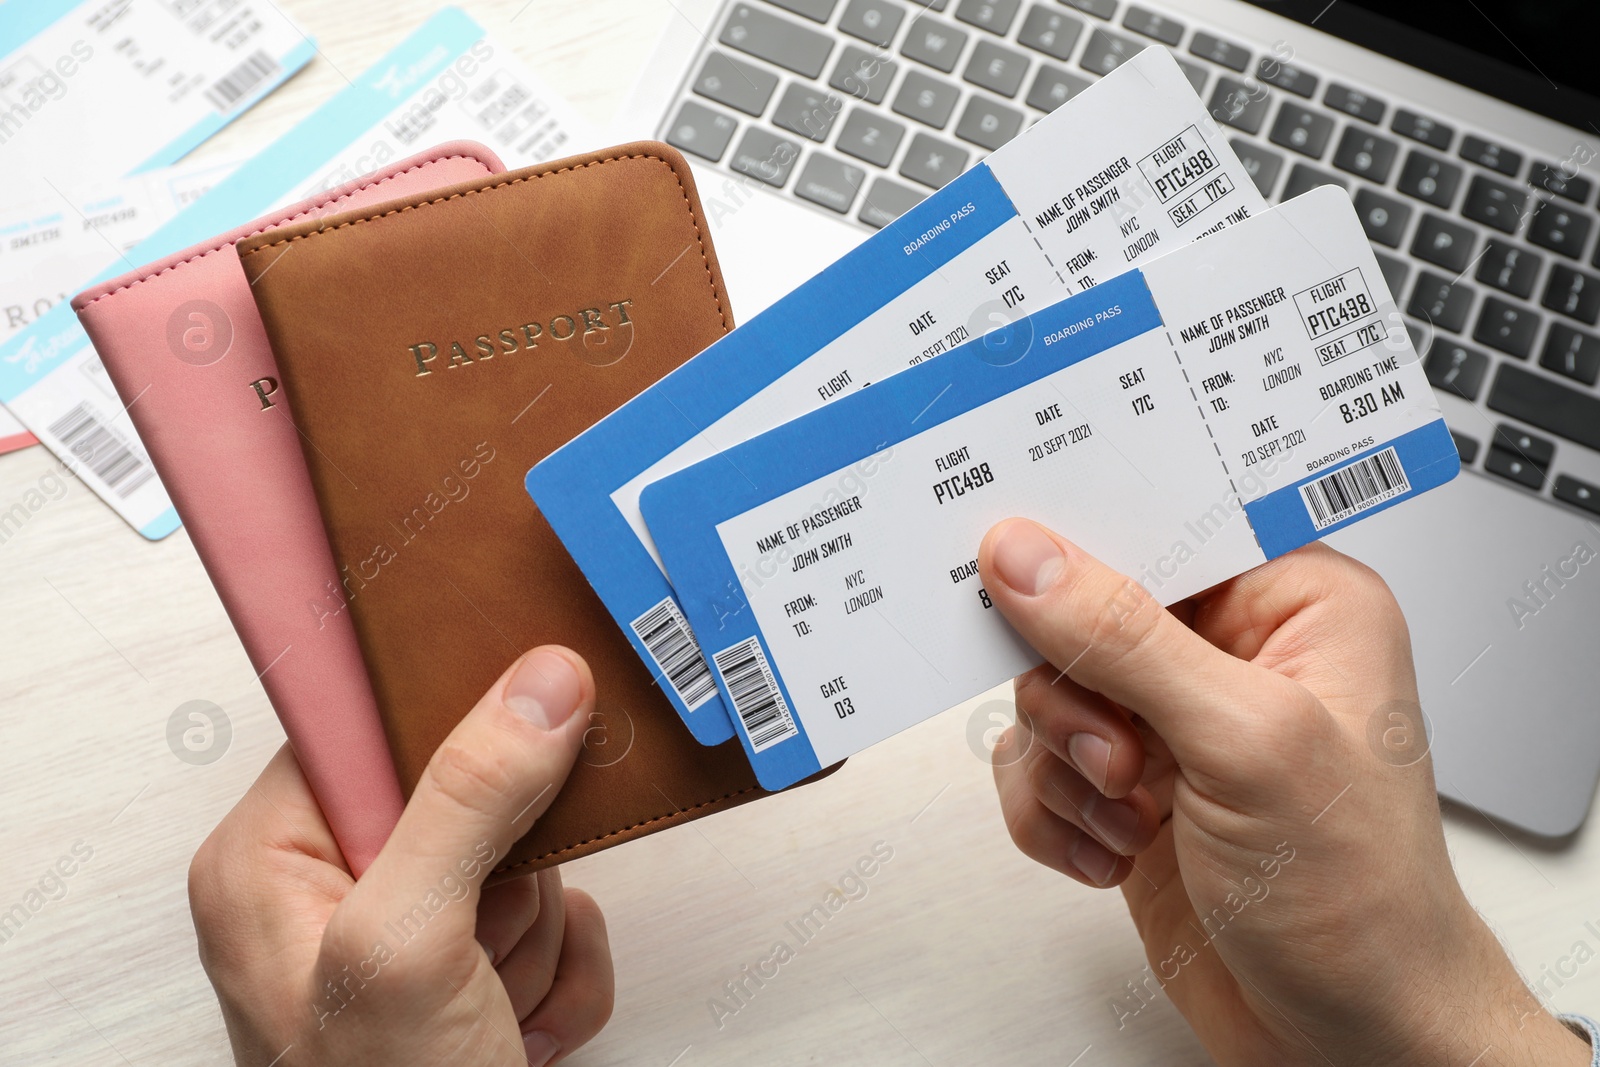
(1, 0, 312, 204)
(528, 47, 1268, 745)
(640, 188, 1459, 790)
(0, 7, 593, 539)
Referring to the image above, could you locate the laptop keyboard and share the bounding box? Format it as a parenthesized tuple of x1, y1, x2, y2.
(662, 0, 1600, 520)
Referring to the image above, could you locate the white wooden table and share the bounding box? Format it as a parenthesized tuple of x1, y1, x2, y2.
(3, 3, 1598, 1063)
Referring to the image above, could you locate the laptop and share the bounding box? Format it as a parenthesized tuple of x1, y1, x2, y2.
(611, 0, 1600, 837)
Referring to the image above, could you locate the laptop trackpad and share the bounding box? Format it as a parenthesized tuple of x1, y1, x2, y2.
(1327, 472, 1600, 837)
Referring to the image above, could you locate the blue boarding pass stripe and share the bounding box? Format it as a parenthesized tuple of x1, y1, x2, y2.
(640, 270, 1163, 789)
(0, 0, 81, 59)
(526, 160, 1019, 744)
(1243, 419, 1460, 558)
(0, 7, 485, 404)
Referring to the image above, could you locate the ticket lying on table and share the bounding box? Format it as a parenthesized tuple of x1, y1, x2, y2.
(0, 6, 593, 538)
(639, 188, 1459, 790)
(528, 46, 1267, 745)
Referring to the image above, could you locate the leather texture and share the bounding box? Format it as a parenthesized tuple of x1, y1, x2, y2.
(238, 142, 788, 877)
(72, 143, 507, 875)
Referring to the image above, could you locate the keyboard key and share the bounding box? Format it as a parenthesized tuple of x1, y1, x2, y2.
(1488, 363, 1600, 452)
(795, 153, 867, 212)
(1175, 58, 1208, 96)
(893, 69, 959, 128)
(1189, 31, 1250, 72)
(1209, 77, 1270, 134)
(1410, 214, 1476, 272)
(773, 83, 842, 141)
(1256, 56, 1317, 98)
(859, 176, 926, 227)
(1281, 163, 1346, 201)
(1484, 446, 1546, 489)
(1061, 0, 1115, 18)
(728, 127, 802, 185)
(1554, 474, 1600, 515)
(1405, 318, 1430, 354)
(768, 0, 838, 21)
(1017, 5, 1084, 61)
(955, 0, 1021, 35)
(721, 4, 834, 77)
(1332, 127, 1399, 183)
(836, 107, 906, 166)
(1476, 240, 1542, 299)
(1543, 264, 1600, 325)
(839, 0, 906, 46)
(1325, 83, 1386, 124)
(1408, 273, 1475, 333)
(1375, 252, 1411, 303)
(666, 100, 738, 161)
(1526, 199, 1593, 260)
(1474, 297, 1539, 359)
(1452, 431, 1481, 466)
(1080, 28, 1145, 76)
(1540, 322, 1600, 385)
(1392, 109, 1453, 150)
(1122, 6, 1184, 46)
(1460, 134, 1522, 178)
(1027, 64, 1091, 112)
(1230, 138, 1284, 198)
(955, 95, 1024, 150)
(964, 39, 1030, 96)
(1461, 174, 1527, 234)
(830, 45, 898, 103)
(1493, 424, 1556, 469)
(694, 52, 778, 116)
(1424, 338, 1489, 400)
(1353, 188, 1411, 247)
(1529, 162, 1594, 205)
(899, 131, 970, 188)
(1269, 102, 1334, 159)
(901, 15, 969, 72)
(1397, 150, 1463, 209)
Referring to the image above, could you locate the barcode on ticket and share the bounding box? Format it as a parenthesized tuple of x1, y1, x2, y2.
(630, 597, 717, 710)
(712, 637, 799, 753)
(1300, 446, 1410, 530)
(205, 51, 279, 110)
(47, 402, 154, 498)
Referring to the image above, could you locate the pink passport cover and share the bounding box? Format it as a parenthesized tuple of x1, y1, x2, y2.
(72, 143, 506, 874)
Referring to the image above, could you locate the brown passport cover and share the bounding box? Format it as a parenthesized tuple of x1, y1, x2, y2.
(238, 143, 785, 877)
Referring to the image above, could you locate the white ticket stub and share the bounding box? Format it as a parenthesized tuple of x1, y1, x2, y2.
(528, 46, 1268, 745)
(641, 188, 1459, 789)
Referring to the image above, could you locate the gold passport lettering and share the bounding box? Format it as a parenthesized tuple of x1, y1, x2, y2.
(408, 298, 635, 376)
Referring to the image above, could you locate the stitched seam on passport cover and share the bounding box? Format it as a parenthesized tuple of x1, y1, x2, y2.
(237, 152, 732, 332)
(77, 151, 500, 309)
(494, 786, 760, 875)
(239, 150, 739, 872)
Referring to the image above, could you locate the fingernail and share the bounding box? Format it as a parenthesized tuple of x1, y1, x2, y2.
(1067, 733, 1112, 793)
(1084, 795, 1140, 854)
(523, 1029, 560, 1067)
(478, 937, 497, 967)
(992, 520, 1065, 597)
(505, 650, 581, 730)
(1071, 835, 1119, 887)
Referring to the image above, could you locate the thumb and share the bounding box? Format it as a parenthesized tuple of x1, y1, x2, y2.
(978, 519, 1306, 778)
(352, 646, 592, 932)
